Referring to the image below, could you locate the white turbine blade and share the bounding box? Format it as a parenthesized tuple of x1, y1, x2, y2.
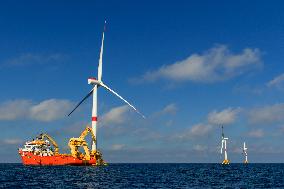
(100, 82, 145, 118)
(98, 21, 106, 81)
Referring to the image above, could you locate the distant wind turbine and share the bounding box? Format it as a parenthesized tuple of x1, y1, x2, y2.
(243, 142, 248, 164)
(220, 126, 230, 165)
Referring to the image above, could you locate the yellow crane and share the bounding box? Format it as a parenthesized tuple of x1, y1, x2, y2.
(36, 133, 59, 155)
(68, 126, 96, 161)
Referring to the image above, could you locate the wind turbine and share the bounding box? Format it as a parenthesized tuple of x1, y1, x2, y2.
(68, 21, 145, 153)
(220, 126, 230, 165)
(243, 142, 248, 164)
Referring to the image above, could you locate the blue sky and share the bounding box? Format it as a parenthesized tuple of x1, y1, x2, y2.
(1, 0, 284, 163)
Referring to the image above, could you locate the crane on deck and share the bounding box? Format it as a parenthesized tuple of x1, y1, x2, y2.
(68, 126, 106, 164)
(36, 133, 59, 155)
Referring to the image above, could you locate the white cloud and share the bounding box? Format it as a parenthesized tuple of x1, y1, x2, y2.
(189, 123, 213, 136)
(30, 99, 73, 122)
(267, 73, 284, 89)
(161, 103, 178, 114)
(248, 103, 284, 124)
(233, 84, 264, 95)
(4, 53, 67, 67)
(3, 139, 23, 145)
(231, 147, 243, 154)
(175, 123, 213, 140)
(208, 107, 241, 125)
(111, 144, 125, 151)
(165, 120, 174, 126)
(100, 105, 130, 126)
(193, 144, 207, 152)
(0, 100, 31, 120)
(0, 99, 73, 122)
(138, 45, 261, 83)
(154, 103, 178, 116)
(173, 107, 241, 141)
(248, 129, 264, 138)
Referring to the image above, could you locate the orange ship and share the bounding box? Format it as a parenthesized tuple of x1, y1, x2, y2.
(18, 127, 106, 166)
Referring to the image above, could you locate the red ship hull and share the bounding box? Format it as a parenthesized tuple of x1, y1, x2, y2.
(19, 150, 96, 166)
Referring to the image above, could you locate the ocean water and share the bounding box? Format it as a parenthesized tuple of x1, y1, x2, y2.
(1, 163, 284, 188)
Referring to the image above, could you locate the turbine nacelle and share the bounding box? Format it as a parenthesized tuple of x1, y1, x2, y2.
(88, 77, 101, 85)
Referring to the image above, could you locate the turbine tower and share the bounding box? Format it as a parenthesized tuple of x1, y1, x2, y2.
(220, 126, 230, 165)
(68, 21, 145, 153)
(243, 142, 248, 164)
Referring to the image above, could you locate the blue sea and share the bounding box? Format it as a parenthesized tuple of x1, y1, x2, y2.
(1, 163, 284, 188)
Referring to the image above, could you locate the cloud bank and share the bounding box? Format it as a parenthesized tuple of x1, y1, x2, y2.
(138, 45, 261, 83)
(248, 103, 284, 124)
(267, 73, 284, 89)
(248, 129, 264, 138)
(0, 99, 73, 122)
(175, 107, 240, 140)
(208, 107, 241, 125)
(4, 53, 67, 67)
(100, 105, 131, 127)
